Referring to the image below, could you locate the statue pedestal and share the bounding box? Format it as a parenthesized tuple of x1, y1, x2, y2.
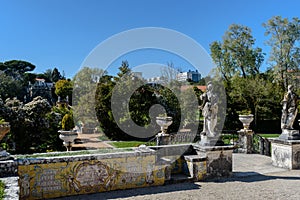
(269, 138, 300, 169)
(193, 144, 234, 179)
(199, 134, 224, 146)
(278, 129, 300, 140)
(236, 129, 254, 154)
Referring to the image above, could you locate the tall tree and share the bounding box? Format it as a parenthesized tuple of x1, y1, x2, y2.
(210, 24, 264, 80)
(114, 61, 130, 82)
(42, 69, 53, 82)
(0, 72, 22, 100)
(72, 67, 105, 126)
(0, 60, 36, 100)
(210, 24, 268, 130)
(263, 16, 300, 90)
(51, 67, 63, 82)
(0, 60, 35, 80)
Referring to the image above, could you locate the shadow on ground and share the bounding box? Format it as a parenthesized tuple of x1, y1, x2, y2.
(206, 171, 300, 183)
(52, 182, 201, 200)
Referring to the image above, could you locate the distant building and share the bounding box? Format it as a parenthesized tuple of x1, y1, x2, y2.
(132, 72, 143, 79)
(147, 76, 167, 85)
(26, 78, 54, 104)
(177, 70, 201, 83)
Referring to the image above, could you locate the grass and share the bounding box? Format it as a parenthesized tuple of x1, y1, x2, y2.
(0, 180, 5, 200)
(221, 134, 239, 145)
(258, 133, 280, 138)
(110, 141, 155, 148)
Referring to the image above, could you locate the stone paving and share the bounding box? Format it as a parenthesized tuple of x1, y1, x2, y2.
(72, 132, 114, 150)
(51, 154, 300, 200)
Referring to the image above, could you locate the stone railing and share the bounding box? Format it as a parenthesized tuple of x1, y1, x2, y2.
(169, 131, 197, 144)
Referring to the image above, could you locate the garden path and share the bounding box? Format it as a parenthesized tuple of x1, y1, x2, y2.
(72, 132, 114, 150)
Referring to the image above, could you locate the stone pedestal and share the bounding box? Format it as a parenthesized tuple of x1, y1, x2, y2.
(155, 116, 172, 146)
(193, 144, 234, 179)
(269, 138, 300, 169)
(199, 135, 224, 146)
(156, 133, 170, 146)
(183, 155, 206, 181)
(278, 129, 300, 140)
(237, 129, 254, 153)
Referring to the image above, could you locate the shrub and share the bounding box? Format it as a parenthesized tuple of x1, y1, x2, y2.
(0, 180, 5, 200)
(61, 113, 75, 131)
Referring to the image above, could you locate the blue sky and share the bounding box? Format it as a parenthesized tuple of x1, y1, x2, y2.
(1, 0, 300, 78)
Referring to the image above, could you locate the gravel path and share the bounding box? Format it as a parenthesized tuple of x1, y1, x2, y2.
(72, 132, 114, 149)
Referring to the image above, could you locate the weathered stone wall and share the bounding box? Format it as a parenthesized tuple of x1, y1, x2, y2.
(270, 139, 300, 169)
(193, 144, 234, 179)
(17, 150, 166, 200)
(1, 144, 233, 199)
(0, 160, 18, 177)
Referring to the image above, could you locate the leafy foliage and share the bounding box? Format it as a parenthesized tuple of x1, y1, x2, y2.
(0, 60, 35, 79)
(51, 67, 64, 82)
(263, 16, 300, 90)
(0, 180, 4, 200)
(0, 72, 22, 100)
(0, 97, 65, 153)
(210, 23, 285, 131)
(61, 113, 75, 131)
(55, 79, 73, 99)
(95, 62, 183, 141)
(0, 60, 37, 101)
(72, 67, 105, 127)
(210, 24, 264, 81)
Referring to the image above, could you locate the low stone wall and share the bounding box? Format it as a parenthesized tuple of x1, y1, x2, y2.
(0, 160, 18, 177)
(0, 144, 233, 200)
(17, 149, 167, 200)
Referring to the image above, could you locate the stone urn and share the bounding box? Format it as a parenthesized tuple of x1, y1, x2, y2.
(156, 116, 173, 145)
(59, 130, 78, 151)
(238, 114, 254, 130)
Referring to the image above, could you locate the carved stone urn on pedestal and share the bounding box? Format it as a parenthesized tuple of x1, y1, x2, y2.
(237, 114, 254, 153)
(59, 113, 77, 151)
(58, 130, 78, 151)
(156, 116, 173, 145)
(238, 114, 254, 130)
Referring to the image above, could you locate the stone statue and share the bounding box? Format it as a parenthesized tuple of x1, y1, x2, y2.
(200, 81, 218, 137)
(281, 85, 298, 130)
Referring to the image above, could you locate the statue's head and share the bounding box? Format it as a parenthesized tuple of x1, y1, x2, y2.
(207, 81, 213, 91)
